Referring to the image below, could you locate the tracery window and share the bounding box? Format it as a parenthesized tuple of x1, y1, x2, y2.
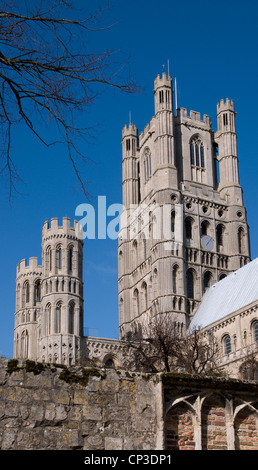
(190, 137, 205, 168)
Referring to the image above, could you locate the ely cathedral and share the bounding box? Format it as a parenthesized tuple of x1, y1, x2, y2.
(13, 72, 258, 380)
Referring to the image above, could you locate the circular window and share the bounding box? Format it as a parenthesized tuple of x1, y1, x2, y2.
(237, 211, 242, 218)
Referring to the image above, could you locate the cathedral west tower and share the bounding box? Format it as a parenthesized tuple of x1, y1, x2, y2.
(118, 72, 251, 340)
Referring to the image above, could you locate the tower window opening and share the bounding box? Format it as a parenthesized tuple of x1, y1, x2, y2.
(190, 136, 205, 168)
(171, 211, 175, 236)
(56, 302, 62, 333)
(172, 265, 179, 294)
(25, 282, 30, 304)
(159, 90, 164, 104)
(200, 145, 205, 168)
(203, 271, 212, 292)
(201, 220, 209, 237)
(46, 246, 52, 272)
(238, 227, 244, 254)
(143, 150, 152, 182)
(68, 302, 75, 334)
(186, 269, 195, 299)
(68, 247, 73, 272)
(185, 218, 193, 240)
(57, 246, 62, 270)
(126, 139, 131, 152)
(34, 280, 41, 305)
(195, 144, 200, 166)
(216, 224, 225, 249)
(223, 113, 228, 126)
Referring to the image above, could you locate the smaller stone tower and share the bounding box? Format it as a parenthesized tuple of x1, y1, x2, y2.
(14, 257, 43, 360)
(122, 123, 139, 207)
(13, 217, 84, 366)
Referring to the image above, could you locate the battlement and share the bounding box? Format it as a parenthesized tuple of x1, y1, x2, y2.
(176, 107, 211, 126)
(154, 72, 172, 90)
(139, 117, 155, 144)
(217, 98, 235, 114)
(122, 123, 138, 139)
(16, 257, 42, 275)
(42, 217, 82, 239)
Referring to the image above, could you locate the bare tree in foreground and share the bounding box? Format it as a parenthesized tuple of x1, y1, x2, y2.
(0, 0, 138, 198)
(123, 314, 226, 378)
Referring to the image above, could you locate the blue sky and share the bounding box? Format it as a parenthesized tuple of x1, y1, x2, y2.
(0, 0, 257, 358)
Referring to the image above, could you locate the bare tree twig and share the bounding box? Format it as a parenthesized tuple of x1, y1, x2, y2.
(0, 0, 139, 199)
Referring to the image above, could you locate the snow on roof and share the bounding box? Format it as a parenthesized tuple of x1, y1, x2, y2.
(189, 258, 258, 331)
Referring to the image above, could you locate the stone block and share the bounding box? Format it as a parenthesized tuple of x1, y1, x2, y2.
(104, 437, 123, 450)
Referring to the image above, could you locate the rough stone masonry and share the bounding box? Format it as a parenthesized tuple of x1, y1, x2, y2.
(1, 357, 258, 450)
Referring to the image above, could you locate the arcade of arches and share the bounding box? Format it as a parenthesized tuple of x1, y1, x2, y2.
(163, 375, 258, 450)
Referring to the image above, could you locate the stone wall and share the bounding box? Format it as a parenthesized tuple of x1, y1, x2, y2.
(0, 358, 161, 450)
(1, 358, 258, 451)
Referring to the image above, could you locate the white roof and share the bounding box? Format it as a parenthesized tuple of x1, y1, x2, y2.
(189, 258, 258, 331)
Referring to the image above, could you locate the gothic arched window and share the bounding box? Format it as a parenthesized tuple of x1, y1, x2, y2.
(21, 330, 29, 359)
(252, 321, 258, 344)
(68, 246, 73, 272)
(46, 303, 51, 335)
(56, 245, 62, 270)
(46, 246, 52, 272)
(141, 282, 148, 311)
(186, 269, 195, 299)
(223, 335, 231, 355)
(172, 265, 179, 294)
(68, 302, 75, 334)
(24, 281, 30, 304)
(56, 302, 62, 333)
(238, 227, 245, 254)
(201, 220, 209, 237)
(216, 224, 225, 249)
(133, 288, 140, 317)
(34, 280, 41, 305)
(143, 149, 152, 182)
(185, 217, 193, 240)
(190, 136, 205, 168)
(203, 271, 212, 292)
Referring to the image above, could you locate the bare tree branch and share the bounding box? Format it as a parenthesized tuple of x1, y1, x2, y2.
(0, 0, 139, 199)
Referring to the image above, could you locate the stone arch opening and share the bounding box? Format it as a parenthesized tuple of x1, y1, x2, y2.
(235, 405, 258, 450)
(165, 401, 195, 450)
